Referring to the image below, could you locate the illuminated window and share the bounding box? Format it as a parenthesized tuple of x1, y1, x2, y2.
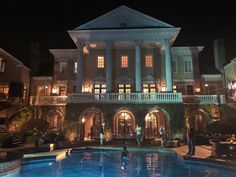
(94, 84, 106, 93)
(94, 84, 106, 100)
(97, 56, 104, 68)
(142, 84, 156, 93)
(74, 62, 77, 73)
(121, 56, 128, 68)
(145, 55, 153, 67)
(0, 85, 9, 98)
(173, 85, 177, 93)
(59, 86, 66, 96)
(119, 84, 131, 93)
(59, 62, 67, 74)
(0, 58, 6, 72)
(184, 59, 192, 72)
(118, 84, 131, 99)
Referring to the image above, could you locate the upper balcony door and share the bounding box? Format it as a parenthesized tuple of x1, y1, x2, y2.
(94, 84, 106, 100)
(143, 83, 156, 99)
(118, 84, 131, 99)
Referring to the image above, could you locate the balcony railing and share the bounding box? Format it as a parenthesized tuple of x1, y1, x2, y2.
(182, 95, 222, 104)
(30, 94, 225, 105)
(68, 93, 183, 104)
(30, 96, 68, 105)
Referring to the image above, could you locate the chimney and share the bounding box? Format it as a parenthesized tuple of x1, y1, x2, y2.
(29, 43, 40, 75)
(213, 39, 226, 73)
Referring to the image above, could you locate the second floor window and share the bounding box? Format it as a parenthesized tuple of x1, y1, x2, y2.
(97, 56, 104, 68)
(118, 84, 131, 93)
(121, 56, 128, 68)
(145, 55, 153, 67)
(0, 58, 6, 72)
(172, 61, 177, 72)
(59, 62, 67, 74)
(74, 62, 77, 73)
(184, 60, 192, 72)
(143, 84, 156, 93)
(94, 84, 106, 93)
(59, 86, 66, 96)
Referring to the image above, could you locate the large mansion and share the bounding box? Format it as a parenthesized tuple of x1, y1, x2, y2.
(1, 6, 235, 142)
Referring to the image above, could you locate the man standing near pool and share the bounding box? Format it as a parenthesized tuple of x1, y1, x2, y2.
(100, 123, 105, 145)
(135, 124, 142, 147)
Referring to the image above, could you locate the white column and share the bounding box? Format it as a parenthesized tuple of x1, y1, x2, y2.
(135, 41, 142, 92)
(76, 42, 85, 93)
(106, 41, 113, 92)
(164, 40, 173, 92)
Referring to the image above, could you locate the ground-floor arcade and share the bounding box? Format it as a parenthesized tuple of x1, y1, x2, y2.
(16, 104, 222, 144)
(64, 103, 185, 142)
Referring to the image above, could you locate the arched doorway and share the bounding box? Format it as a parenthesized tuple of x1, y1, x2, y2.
(46, 110, 64, 131)
(144, 110, 169, 140)
(189, 111, 208, 134)
(80, 108, 103, 141)
(113, 110, 135, 140)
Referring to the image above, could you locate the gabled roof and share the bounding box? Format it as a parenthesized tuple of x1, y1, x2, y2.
(0, 48, 30, 71)
(76, 5, 173, 30)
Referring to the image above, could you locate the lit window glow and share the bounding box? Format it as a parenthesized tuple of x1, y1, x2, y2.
(145, 55, 153, 67)
(97, 56, 104, 68)
(196, 88, 201, 92)
(121, 56, 128, 68)
(74, 62, 77, 73)
(89, 43, 97, 48)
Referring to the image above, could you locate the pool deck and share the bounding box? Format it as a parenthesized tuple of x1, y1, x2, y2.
(1, 144, 236, 167)
(171, 145, 236, 167)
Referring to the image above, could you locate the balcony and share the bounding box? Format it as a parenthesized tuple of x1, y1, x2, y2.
(182, 95, 224, 104)
(29, 94, 225, 105)
(68, 93, 183, 104)
(30, 96, 68, 105)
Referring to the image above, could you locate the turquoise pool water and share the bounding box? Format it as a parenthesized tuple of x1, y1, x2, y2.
(15, 149, 236, 177)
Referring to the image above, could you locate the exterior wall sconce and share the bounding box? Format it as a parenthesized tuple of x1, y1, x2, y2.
(196, 88, 201, 93)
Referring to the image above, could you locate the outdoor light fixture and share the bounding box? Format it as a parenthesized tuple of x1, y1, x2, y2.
(205, 84, 208, 87)
(89, 43, 97, 48)
(82, 116, 85, 123)
(196, 88, 201, 92)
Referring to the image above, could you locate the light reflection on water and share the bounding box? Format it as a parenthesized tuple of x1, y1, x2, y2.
(13, 150, 236, 177)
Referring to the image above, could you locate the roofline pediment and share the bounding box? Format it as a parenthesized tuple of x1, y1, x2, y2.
(75, 6, 174, 30)
(68, 28, 181, 46)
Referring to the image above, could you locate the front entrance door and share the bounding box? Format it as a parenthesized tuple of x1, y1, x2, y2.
(114, 111, 135, 139)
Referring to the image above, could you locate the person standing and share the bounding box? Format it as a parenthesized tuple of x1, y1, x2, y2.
(135, 124, 142, 147)
(159, 125, 166, 147)
(187, 127, 195, 156)
(99, 125, 104, 145)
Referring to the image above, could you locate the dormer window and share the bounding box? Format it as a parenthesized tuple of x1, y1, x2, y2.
(0, 58, 5, 72)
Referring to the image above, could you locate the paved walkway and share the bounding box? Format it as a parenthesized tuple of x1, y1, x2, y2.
(171, 145, 236, 167)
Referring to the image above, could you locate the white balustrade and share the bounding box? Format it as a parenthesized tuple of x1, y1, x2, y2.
(68, 93, 183, 103)
(30, 94, 224, 105)
(182, 95, 220, 104)
(30, 96, 68, 105)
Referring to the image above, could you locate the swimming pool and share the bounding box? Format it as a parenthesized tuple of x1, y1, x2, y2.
(15, 149, 236, 177)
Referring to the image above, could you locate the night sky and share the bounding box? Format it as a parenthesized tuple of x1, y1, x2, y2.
(1, 0, 236, 75)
